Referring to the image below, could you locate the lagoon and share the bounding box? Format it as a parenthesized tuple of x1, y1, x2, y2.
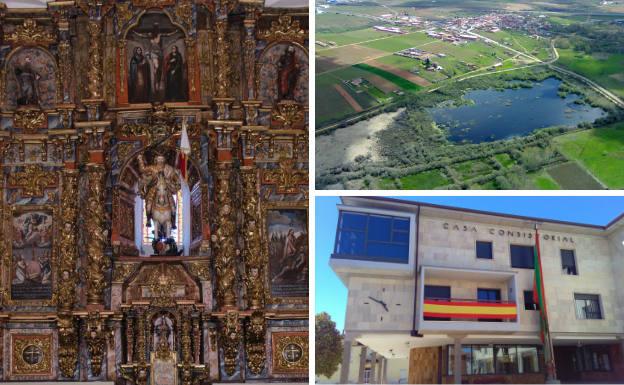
(428, 78, 606, 143)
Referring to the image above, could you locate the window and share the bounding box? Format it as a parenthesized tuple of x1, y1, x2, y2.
(476, 241, 493, 259)
(472, 346, 495, 375)
(494, 345, 518, 374)
(510, 245, 535, 269)
(561, 249, 578, 275)
(334, 211, 410, 263)
(448, 345, 472, 376)
(448, 345, 541, 376)
(575, 294, 602, 319)
(574, 346, 611, 372)
(524, 291, 539, 311)
(517, 346, 540, 373)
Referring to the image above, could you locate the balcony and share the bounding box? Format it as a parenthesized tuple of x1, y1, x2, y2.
(417, 265, 520, 333)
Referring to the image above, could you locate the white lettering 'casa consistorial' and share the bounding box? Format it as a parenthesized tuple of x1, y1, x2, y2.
(442, 222, 574, 243)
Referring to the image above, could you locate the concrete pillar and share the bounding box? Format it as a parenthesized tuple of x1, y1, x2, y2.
(340, 340, 352, 384)
(358, 346, 368, 383)
(454, 337, 462, 384)
(382, 357, 388, 384)
(370, 352, 377, 384)
(375, 357, 383, 384)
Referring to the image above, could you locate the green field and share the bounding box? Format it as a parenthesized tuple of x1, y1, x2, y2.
(556, 49, 624, 98)
(452, 159, 494, 181)
(494, 153, 515, 168)
(529, 171, 561, 189)
(379, 169, 451, 189)
(554, 123, 624, 189)
(354, 63, 422, 92)
(546, 162, 605, 189)
(316, 73, 364, 125)
(481, 30, 551, 61)
(317, 28, 393, 47)
(360, 32, 437, 52)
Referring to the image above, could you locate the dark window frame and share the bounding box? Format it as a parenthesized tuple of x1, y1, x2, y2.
(561, 249, 578, 275)
(333, 210, 411, 264)
(523, 290, 539, 311)
(476, 240, 493, 259)
(574, 293, 603, 320)
(510, 244, 535, 269)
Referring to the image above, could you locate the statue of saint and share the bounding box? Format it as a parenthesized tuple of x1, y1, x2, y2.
(15, 57, 41, 106)
(277, 46, 300, 101)
(136, 154, 181, 240)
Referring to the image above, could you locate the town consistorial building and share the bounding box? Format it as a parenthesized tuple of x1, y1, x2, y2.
(329, 197, 624, 384)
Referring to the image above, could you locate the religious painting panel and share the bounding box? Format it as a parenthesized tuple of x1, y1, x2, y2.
(270, 332, 308, 375)
(126, 12, 188, 104)
(4, 47, 57, 110)
(9, 207, 55, 303)
(265, 207, 308, 299)
(258, 43, 308, 106)
(10, 333, 53, 378)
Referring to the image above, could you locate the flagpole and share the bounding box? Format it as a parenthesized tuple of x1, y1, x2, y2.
(535, 224, 559, 384)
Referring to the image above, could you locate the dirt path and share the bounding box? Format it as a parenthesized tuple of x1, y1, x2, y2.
(333, 84, 363, 112)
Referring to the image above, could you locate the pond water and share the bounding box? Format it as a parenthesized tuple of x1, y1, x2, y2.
(428, 77, 606, 143)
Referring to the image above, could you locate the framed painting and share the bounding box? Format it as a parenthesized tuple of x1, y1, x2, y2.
(264, 203, 308, 303)
(4, 205, 56, 306)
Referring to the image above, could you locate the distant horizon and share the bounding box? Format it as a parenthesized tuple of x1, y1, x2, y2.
(315, 196, 624, 332)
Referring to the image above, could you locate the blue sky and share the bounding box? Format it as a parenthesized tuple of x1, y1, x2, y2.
(315, 195, 624, 332)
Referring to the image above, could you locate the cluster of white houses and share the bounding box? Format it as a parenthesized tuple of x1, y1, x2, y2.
(329, 197, 624, 384)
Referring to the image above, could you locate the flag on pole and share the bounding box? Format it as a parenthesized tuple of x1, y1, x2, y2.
(533, 227, 558, 381)
(533, 228, 548, 343)
(178, 118, 191, 181)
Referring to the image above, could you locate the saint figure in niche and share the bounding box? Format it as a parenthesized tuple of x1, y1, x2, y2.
(277, 46, 300, 101)
(15, 57, 41, 106)
(164, 45, 186, 101)
(129, 47, 151, 102)
(153, 314, 174, 351)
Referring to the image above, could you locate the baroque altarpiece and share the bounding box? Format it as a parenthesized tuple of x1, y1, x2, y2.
(0, 0, 309, 383)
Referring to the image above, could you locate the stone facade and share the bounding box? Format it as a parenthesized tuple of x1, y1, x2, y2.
(331, 197, 624, 384)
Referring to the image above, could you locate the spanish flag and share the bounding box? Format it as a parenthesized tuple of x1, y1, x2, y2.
(178, 119, 191, 181)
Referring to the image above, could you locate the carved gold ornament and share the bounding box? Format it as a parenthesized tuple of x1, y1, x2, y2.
(242, 169, 265, 309)
(8, 165, 57, 197)
(112, 262, 138, 283)
(213, 167, 237, 308)
(117, 105, 178, 143)
(261, 157, 307, 195)
(259, 15, 306, 44)
(12, 334, 53, 376)
(13, 110, 47, 134)
(215, 20, 231, 99)
(272, 101, 305, 128)
(57, 314, 78, 378)
(147, 264, 176, 306)
(85, 165, 107, 305)
(6, 19, 56, 46)
(186, 260, 210, 281)
(272, 332, 308, 373)
(245, 311, 266, 375)
(220, 311, 241, 376)
(116, 3, 134, 29)
(85, 312, 107, 377)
